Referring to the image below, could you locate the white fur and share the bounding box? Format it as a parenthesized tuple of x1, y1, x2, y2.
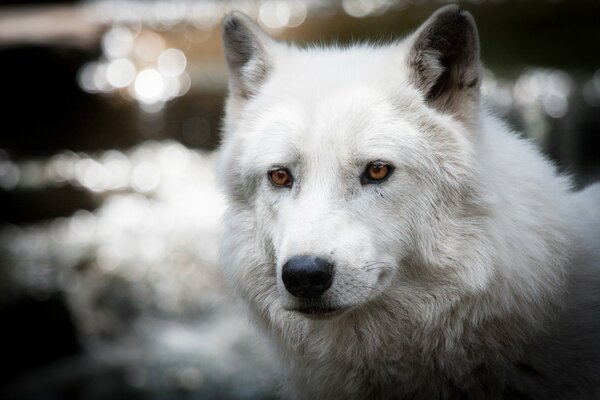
(218, 10, 600, 400)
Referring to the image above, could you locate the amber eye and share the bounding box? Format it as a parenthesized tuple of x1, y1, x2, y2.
(361, 161, 393, 185)
(268, 168, 293, 188)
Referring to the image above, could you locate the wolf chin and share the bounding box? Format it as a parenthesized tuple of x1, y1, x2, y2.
(217, 5, 600, 399)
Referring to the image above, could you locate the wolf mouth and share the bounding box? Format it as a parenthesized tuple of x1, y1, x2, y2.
(287, 305, 349, 319)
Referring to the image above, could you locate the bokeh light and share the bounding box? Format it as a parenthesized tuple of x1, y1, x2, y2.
(106, 58, 137, 88)
(157, 48, 187, 78)
(102, 26, 136, 59)
(134, 68, 165, 104)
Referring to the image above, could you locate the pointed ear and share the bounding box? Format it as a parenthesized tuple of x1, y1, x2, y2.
(407, 5, 481, 127)
(221, 11, 275, 100)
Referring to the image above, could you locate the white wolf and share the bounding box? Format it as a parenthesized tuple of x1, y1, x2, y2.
(217, 5, 600, 399)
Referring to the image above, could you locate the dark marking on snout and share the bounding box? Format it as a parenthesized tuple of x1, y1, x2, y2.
(282, 255, 334, 298)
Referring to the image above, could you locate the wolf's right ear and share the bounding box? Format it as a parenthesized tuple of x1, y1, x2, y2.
(407, 5, 481, 127)
(221, 11, 274, 100)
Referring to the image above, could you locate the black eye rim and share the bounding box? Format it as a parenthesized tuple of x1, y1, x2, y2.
(268, 167, 294, 188)
(361, 161, 394, 185)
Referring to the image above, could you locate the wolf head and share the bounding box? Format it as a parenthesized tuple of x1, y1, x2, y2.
(218, 6, 494, 321)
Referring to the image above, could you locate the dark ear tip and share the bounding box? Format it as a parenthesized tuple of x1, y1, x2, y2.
(221, 11, 249, 36)
(222, 15, 236, 34)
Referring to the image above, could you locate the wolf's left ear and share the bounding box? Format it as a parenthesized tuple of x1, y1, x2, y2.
(221, 11, 275, 100)
(408, 5, 481, 127)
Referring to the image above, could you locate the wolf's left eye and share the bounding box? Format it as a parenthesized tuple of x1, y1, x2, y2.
(268, 168, 293, 188)
(361, 161, 394, 185)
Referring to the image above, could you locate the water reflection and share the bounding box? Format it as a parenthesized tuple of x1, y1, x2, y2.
(2, 141, 224, 316)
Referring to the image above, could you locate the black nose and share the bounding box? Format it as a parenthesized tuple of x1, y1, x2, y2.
(282, 255, 334, 298)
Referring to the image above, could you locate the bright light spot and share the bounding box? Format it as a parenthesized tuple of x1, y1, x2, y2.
(514, 68, 571, 118)
(481, 69, 497, 95)
(19, 161, 45, 188)
(101, 194, 150, 231)
(160, 325, 207, 353)
(178, 72, 191, 96)
(77, 62, 99, 93)
(93, 63, 111, 93)
(97, 243, 123, 271)
(132, 162, 160, 192)
(157, 48, 187, 78)
(0, 159, 20, 190)
(548, 70, 572, 96)
(101, 150, 131, 190)
(54, 152, 80, 182)
(259, 2, 284, 29)
(191, 2, 220, 29)
(483, 70, 514, 115)
(154, 2, 185, 28)
(102, 26, 135, 59)
(134, 69, 165, 104)
(342, 0, 378, 18)
(543, 95, 568, 119)
(514, 70, 540, 106)
(275, 3, 291, 27)
(106, 58, 137, 88)
(133, 31, 166, 63)
(139, 101, 166, 114)
(79, 159, 111, 192)
(491, 83, 514, 115)
(79, 62, 111, 93)
(287, 3, 308, 27)
(545, 70, 571, 118)
(139, 235, 166, 263)
(157, 141, 191, 176)
(162, 76, 181, 100)
(68, 210, 97, 244)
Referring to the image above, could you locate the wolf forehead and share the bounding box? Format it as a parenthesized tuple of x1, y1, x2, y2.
(228, 41, 449, 139)
(224, 46, 459, 153)
(239, 90, 429, 160)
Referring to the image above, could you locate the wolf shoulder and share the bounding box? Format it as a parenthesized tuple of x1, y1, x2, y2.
(478, 117, 600, 397)
(520, 183, 600, 399)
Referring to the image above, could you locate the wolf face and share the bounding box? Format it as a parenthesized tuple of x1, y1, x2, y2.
(219, 6, 494, 321)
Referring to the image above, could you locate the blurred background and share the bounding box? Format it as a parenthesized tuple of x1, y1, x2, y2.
(0, 0, 599, 399)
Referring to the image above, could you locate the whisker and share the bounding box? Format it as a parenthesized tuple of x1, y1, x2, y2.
(360, 261, 390, 271)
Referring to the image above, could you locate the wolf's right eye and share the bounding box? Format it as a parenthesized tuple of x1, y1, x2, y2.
(361, 161, 394, 185)
(268, 168, 293, 188)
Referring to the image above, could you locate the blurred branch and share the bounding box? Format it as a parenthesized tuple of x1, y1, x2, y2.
(0, 5, 104, 49)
